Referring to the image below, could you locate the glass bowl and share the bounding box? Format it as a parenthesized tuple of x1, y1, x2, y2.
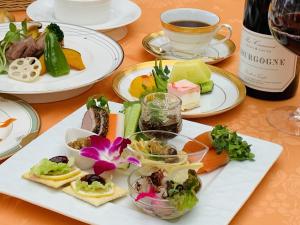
(127, 166, 200, 219)
(127, 130, 208, 167)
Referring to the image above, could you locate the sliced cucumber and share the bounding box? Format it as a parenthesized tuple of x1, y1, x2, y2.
(123, 101, 142, 137)
(200, 80, 214, 94)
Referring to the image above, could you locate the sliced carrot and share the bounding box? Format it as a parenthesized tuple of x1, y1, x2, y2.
(106, 113, 124, 141)
(0, 118, 16, 128)
(193, 131, 213, 149)
(197, 148, 229, 174)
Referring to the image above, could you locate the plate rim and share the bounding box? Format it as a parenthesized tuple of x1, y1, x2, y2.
(0, 94, 40, 160)
(0, 21, 124, 94)
(142, 31, 236, 64)
(112, 60, 246, 118)
(0, 101, 283, 225)
(26, 0, 142, 31)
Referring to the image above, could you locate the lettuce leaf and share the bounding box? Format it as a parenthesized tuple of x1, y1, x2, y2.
(75, 180, 114, 193)
(169, 191, 198, 212)
(31, 158, 73, 176)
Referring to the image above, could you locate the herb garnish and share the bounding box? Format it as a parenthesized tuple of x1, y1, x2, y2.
(167, 169, 201, 211)
(211, 125, 255, 161)
(151, 59, 170, 92)
(0, 20, 28, 74)
(86, 96, 110, 112)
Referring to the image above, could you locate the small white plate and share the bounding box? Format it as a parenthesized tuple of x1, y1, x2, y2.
(0, 22, 123, 102)
(0, 94, 40, 160)
(0, 101, 282, 225)
(26, 0, 141, 31)
(113, 60, 246, 118)
(142, 31, 236, 64)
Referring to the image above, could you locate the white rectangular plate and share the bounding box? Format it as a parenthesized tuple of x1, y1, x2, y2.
(0, 102, 282, 225)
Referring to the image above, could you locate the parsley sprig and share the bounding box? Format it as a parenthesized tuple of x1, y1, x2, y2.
(211, 125, 255, 161)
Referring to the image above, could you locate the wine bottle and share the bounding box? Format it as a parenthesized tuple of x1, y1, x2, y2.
(239, 0, 299, 100)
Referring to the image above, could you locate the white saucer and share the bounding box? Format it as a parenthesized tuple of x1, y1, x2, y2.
(26, 0, 141, 31)
(143, 31, 236, 64)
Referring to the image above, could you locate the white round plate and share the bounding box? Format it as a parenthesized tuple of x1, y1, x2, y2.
(26, 0, 141, 31)
(142, 31, 236, 64)
(113, 60, 246, 118)
(0, 94, 40, 160)
(0, 22, 123, 95)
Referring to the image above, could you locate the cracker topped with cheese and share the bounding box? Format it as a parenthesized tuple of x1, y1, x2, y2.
(22, 156, 85, 188)
(63, 174, 128, 206)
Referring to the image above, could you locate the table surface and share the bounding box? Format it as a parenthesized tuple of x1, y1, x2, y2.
(1, 1, 300, 225)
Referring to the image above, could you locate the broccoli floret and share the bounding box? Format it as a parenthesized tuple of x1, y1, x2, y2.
(46, 23, 64, 42)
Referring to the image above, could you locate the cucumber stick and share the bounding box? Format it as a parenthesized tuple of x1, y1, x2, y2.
(200, 80, 214, 94)
(123, 102, 141, 137)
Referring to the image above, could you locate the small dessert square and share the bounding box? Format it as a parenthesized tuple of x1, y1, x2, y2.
(168, 79, 200, 111)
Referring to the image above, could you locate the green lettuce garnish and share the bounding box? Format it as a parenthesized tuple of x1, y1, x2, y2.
(31, 158, 73, 176)
(167, 169, 201, 212)
(75, 180, 114, 193)
(169, 191, 198, 212)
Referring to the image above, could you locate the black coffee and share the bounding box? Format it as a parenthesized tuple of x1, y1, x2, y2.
(170, 20, 210, 27)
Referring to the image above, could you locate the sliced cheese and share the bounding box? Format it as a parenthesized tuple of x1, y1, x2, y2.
(22, 170, 86, 189)
(62, 184, 128, 207)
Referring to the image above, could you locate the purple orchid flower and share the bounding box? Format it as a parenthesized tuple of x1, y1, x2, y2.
(80, 135, 141, 175)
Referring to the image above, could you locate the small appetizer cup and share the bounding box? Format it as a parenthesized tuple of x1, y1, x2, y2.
(65, 128, 95, 170)
(139, 92, 182, 134)
(128, 167, 193, 219)
(127, 130, 208, 167)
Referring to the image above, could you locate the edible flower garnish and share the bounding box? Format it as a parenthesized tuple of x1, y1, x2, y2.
(135, 186, 158, 201)
(80, 135, 141, 175)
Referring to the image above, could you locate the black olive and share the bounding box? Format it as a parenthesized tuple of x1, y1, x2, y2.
(166, 180, 174, 190)
(49, 156, 69, 164)
(80, 174, 106, 185)
(176, 184, 184, 192)
(167, 147, 177, 155)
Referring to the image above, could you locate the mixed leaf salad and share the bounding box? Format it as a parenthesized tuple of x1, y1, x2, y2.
(133, 168, 201, 217)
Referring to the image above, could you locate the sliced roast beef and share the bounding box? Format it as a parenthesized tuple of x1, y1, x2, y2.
(6, 37, 38, 61)
(81, 107, 109, 137)
(35, 32, 46, 57)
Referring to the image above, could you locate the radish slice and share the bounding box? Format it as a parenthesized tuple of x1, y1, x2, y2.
(8, 57, 41, 82)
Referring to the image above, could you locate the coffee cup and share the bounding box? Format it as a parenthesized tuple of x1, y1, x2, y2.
(161, 8, 232, 55)
(54, 0, 111, 26)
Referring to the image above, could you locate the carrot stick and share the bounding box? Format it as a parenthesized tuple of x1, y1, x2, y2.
(197, 148, 229, 174)
(106, 113, 124, 141)
(0, 118, 16, 128)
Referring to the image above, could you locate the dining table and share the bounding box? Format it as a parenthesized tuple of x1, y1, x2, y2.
(1, 0, 300, 225)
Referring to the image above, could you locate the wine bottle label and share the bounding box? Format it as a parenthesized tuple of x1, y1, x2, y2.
(239, 26, 297, 92)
